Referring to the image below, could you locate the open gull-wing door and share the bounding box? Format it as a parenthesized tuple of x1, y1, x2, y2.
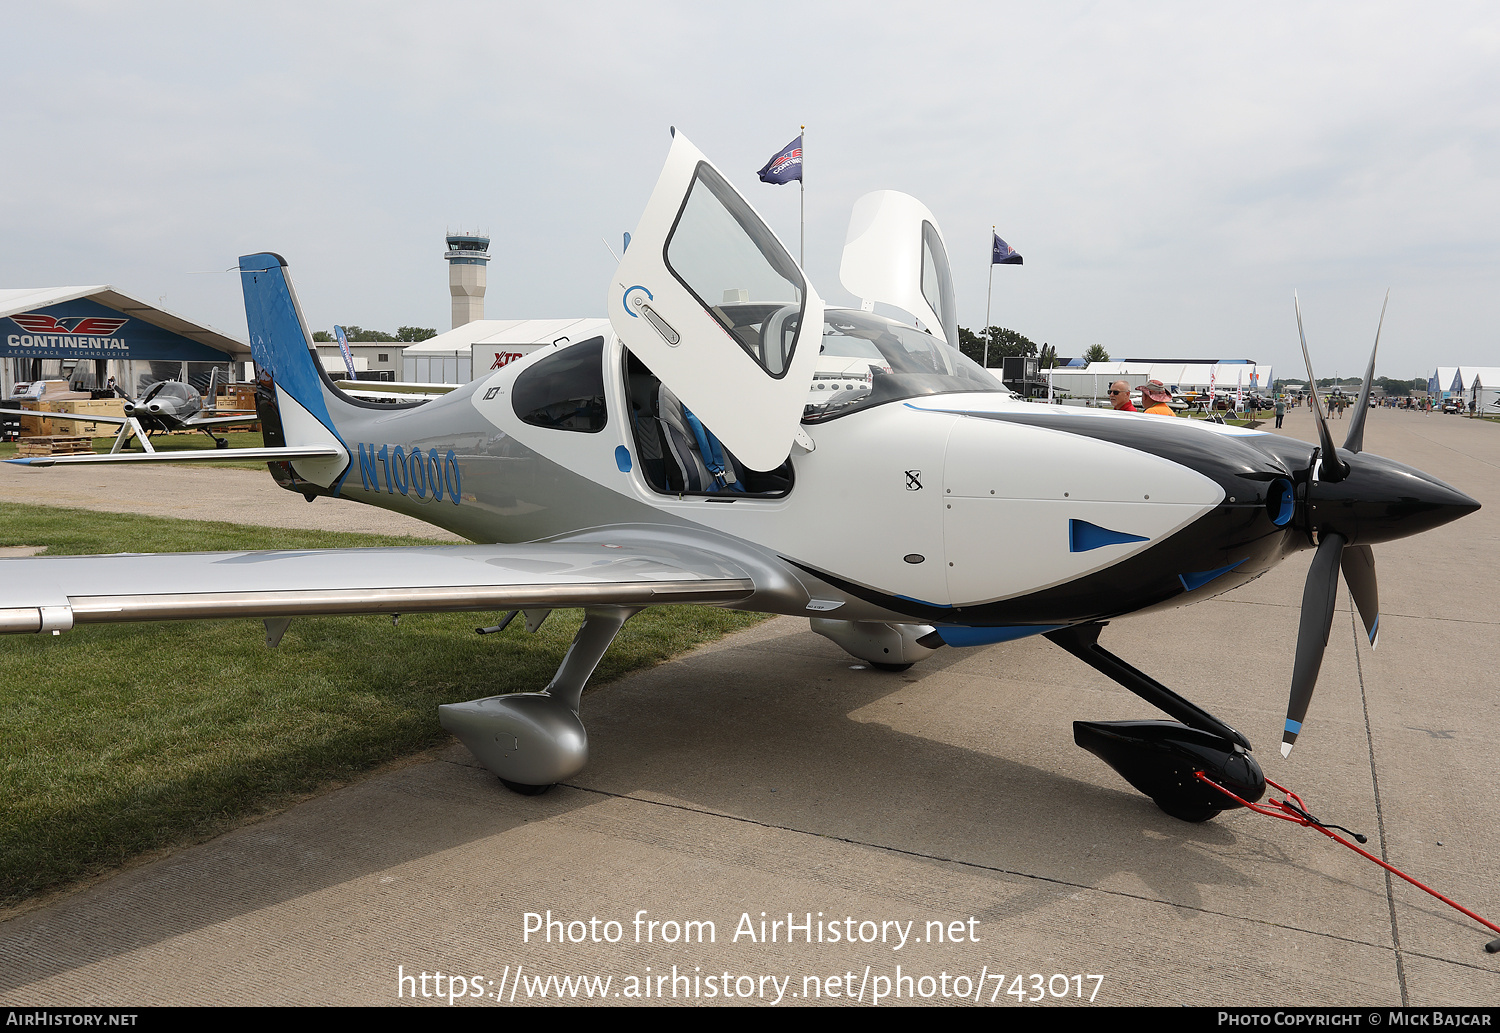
(609, 131, 824, 473)
(838, 190, 958, 349)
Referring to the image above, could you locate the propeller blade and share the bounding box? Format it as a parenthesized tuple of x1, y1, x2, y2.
(1293, 292, 1349, 483)
(1340, 544, 1379, 648)
(1343, 289, 1389, 455)
(1284, 530, 1348, 757)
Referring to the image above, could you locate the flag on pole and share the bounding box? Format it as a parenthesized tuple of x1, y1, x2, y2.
(992, 233, 1023, 265)
(757, 135, 803, 184)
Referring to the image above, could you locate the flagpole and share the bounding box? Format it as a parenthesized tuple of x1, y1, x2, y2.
(983, 224, 995, 368)
(799, 124, 805, 270)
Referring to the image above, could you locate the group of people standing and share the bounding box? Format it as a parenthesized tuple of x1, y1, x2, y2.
(1107, 379, 1177, 416)
(1107, 379, 1298, 430)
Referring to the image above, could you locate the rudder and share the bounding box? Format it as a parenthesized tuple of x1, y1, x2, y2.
(238, 253, 351, 494)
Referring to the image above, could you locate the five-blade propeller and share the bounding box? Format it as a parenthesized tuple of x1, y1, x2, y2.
(1282, 292, 1387, 757)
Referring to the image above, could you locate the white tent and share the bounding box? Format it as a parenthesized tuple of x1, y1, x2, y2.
(1046, 361, 1273, 405)
(1431, 367, 1459, 397)
(400, 318, 608, 383)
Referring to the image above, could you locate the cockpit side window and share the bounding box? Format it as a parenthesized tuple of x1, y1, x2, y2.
(664, 162, 806, 379)
(512, 337, 607, 433)
(919, 220, 957, 348)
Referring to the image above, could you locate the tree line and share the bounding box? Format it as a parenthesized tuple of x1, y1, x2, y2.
(955, 325, 1071, 368)
(311, 326, 437, 343)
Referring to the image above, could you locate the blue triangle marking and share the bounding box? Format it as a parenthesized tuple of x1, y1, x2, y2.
(1178, 558, 1247, 592)
(1069, 519, 1149, 553)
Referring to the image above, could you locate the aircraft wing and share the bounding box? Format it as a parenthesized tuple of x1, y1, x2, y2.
(0, 542, 754, 634)
(181, 413, 264, 429)
(0, 408, 262, 432)
(0, 407, 132, 427)
(5, 446, 342, 467)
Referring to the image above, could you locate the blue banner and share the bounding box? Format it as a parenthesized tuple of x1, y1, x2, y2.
(0, 297, 227, 361)
(333, 325, 358, 379)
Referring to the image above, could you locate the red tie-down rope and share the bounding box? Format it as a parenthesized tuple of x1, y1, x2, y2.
(1194, 771, 1500, 952)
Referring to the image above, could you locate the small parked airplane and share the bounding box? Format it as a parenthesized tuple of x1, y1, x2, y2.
(1, 378, 261, 452)
(0, 132, 1478, 822)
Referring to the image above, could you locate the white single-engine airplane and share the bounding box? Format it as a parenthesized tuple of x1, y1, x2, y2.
(0, 132, 1479, 822)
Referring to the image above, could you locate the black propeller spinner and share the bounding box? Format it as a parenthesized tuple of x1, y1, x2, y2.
(1283, 292, 1478, 757)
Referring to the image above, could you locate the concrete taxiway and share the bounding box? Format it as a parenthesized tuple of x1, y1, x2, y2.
(1, 407, 1497, 1007)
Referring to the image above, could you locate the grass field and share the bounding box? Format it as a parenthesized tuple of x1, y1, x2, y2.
(0, 503, 768, 909)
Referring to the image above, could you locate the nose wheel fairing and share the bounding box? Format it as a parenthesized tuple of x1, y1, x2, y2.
(1049, 622, 1266, 821)
(1075, 720, 1266, 823)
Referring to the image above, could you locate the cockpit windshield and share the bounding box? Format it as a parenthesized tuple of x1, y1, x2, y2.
(141, 381, 193, 404)
(801, 309, 1005, 422)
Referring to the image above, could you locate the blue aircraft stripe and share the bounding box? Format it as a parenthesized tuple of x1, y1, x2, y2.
(1178, 558, 1247, 592)
(1069, 519, 1148, 553)
(1284, 718, 1302, 734)
(1368, 614, 1380, 643)
(894, 594, 953, 609)
(935, 625, 1062, 647)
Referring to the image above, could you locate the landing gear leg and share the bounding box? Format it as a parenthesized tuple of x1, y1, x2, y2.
(440, 606, 640, 794)
(1046, 622, 1266, 821)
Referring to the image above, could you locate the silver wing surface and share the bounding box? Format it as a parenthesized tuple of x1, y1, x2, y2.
(6, 447, 341, 467)
(0, 542, 754, 634)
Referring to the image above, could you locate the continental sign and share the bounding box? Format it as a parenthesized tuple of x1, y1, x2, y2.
(0, 298, 229, 361)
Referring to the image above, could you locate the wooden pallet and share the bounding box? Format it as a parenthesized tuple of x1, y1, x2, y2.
(15, 435, 94, 457)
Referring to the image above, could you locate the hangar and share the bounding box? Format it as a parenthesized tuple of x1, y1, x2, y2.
(0, 286, 249, 399)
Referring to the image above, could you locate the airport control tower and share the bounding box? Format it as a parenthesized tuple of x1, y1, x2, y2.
(445, 231, 490, 328)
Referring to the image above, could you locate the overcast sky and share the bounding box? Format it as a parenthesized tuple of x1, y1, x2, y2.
(3, 2, 1497, 381)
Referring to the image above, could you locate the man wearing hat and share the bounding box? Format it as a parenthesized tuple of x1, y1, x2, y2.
(1139, 380, 1176, 416)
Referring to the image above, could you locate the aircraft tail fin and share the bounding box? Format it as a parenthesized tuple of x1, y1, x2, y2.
(238, 253, 352, 495)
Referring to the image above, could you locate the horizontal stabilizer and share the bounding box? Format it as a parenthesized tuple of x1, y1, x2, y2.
(6, 447, 342, 468)
(333, 380, 458, 396)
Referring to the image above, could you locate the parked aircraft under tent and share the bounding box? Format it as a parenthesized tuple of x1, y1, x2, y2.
(0, 286, 249, 399)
